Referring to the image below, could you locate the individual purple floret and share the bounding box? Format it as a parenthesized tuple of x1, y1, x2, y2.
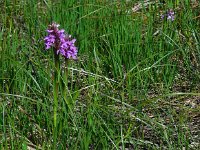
(44, 34, 56, 49)
(44, 22, 78, 59)
(161, 14, 165, 20)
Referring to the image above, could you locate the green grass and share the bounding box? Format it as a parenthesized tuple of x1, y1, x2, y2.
(0, 0, 200, 149)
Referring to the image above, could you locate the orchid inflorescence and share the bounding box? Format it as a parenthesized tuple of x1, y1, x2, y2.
(44, 23, 77, 146)
(44, 23, 78, 59)
(161, 9, 175, 21)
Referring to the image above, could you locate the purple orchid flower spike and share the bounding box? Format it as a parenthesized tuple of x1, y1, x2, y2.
(167, 9, 175, 21)
(161, 9, 175, 21)
(44, 22, 78, 59)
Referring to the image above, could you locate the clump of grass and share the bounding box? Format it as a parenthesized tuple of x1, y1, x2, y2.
(0, 0, 200, 149)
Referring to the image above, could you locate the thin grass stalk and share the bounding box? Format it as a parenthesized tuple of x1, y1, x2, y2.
(62, 58, 72, 110)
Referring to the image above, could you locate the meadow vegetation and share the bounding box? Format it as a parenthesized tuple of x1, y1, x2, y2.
(0, 0, 199, 149)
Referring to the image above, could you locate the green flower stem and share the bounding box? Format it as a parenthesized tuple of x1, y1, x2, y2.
(53, 48, 60, 148)
(53, 49, 59, 128)
(65, 58, 69, 81)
